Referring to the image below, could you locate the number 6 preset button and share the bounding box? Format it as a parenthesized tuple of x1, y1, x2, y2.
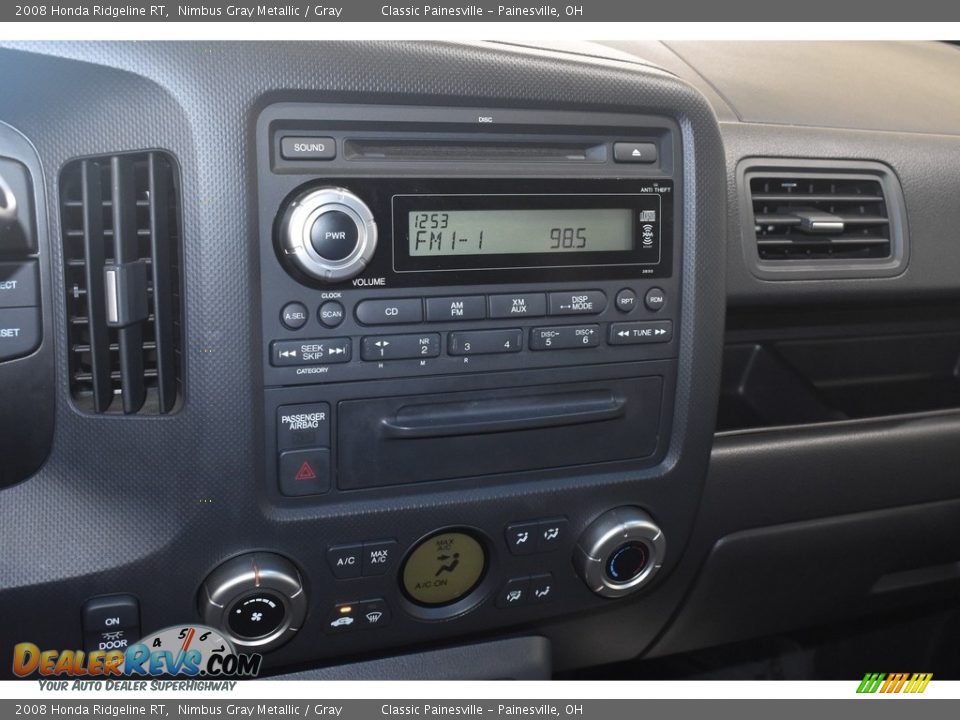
(530, 325, 601, 350)
(355, 298, 423, 325)
(448, 329, 523, 356)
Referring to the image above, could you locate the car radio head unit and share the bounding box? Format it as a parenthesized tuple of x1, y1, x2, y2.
(276, 178, 674, 288)
(257, 103, 683, 508)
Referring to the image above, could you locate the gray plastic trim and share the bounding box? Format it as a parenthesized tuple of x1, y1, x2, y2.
(271, 636, 552, 680)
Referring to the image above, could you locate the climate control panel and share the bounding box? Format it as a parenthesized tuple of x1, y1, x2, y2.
(197, 508, 666, 654)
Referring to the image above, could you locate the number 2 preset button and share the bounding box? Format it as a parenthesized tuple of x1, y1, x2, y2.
(448, 329, 522, 356)
(360, 333, 440, 361)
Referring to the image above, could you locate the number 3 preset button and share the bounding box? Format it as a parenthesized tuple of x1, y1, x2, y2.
(448, 329, 522, 356)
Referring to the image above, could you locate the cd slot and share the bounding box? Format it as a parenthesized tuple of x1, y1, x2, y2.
(343, 139, 606, 163)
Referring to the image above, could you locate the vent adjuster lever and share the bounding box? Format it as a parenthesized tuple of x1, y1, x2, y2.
(790, 207, 845, 234)
(103, 260, 149, 327)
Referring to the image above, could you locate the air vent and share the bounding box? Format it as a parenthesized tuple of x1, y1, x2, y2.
(60, 152, 182, 414)
(739, 160, 908, 279)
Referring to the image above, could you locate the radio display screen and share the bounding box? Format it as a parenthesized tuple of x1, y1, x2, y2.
(408, 208, 634, 256)
(392, 189, 668, 275)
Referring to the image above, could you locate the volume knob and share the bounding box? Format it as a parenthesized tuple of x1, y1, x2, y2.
(278, 186, 377, 283)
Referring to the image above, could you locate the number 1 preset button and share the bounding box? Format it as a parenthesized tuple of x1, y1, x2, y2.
(448, 329, 523, 356)
(361, 334, 441, 361)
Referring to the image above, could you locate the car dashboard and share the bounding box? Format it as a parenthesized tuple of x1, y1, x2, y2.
(1, 40, 960, 680)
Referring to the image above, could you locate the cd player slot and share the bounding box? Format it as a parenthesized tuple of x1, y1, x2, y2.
(380, 390, 627, 440)
(342, 139, 606, 163)
(337, 377, 662, 490)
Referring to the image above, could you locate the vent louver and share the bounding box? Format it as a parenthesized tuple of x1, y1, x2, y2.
(750, 175, 891, 261)
(60, 151, 182, 414)
(740, 160, 908, 280)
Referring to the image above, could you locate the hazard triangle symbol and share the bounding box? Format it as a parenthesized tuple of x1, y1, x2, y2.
(294, 462, 317, 482)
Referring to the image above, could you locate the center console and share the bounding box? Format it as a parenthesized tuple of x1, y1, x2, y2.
(204, 99, 712, 668)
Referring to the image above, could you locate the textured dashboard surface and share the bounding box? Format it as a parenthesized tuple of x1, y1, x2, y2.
(0, 42, 726, 676)
(667, 41, 960, 134)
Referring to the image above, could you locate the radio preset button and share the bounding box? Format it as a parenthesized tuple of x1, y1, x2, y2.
(280, 302, 309, 330)
(271, 337, 351, 366)
(448, 328, 522, 356)
(615, 289, 638, 313)
(609, 320, 673, 345)
(425, 296, 486, 322)
(318, 300, 345, 328)
(530, 325, 600, 351)
(548, 291, 607, 316)
(355, 298, 423, 325)
(644, 287, 666, 312)
(361, 333, 440, 361)
(488, 293, 546, 319)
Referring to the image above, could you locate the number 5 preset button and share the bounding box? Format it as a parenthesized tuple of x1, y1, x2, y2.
(530, 325, 600, 350)
(448, 329, 522, 356)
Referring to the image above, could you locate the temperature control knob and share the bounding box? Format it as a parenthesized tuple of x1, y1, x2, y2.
(278, 186, 377, 283)
(199, 552, 307, 652)
(573, 507, 666, 598)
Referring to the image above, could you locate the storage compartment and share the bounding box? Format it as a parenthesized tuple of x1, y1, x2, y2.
(337, 376, 663, 489)
(719, 304, 960, 431)
(652, 499, 960, 656)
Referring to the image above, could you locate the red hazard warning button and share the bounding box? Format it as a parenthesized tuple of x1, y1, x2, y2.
(294, 462, 317, 482)
(278, 449, 330, 497)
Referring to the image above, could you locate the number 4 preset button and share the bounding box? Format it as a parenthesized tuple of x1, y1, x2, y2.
(448, 329, 522, 356)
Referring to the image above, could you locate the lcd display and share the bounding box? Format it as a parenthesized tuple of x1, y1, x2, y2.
(408, 208, 634, 256)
